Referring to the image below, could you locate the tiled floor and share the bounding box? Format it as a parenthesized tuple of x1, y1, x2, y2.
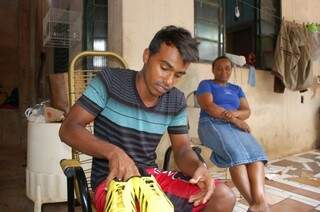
(1, 144, 320, 211)
(208, 149, 320, 212)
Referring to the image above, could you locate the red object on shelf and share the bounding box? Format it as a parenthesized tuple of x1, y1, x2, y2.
(245, 52, 256, 66)
(0, 103, 18, 109)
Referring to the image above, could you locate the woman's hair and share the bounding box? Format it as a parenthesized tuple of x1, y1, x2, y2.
(148, 25, 199, 63)
(211, 55, 233, 70)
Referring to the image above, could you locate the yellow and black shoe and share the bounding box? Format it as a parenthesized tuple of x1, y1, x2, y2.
(130, 175, 174, 212)
(104, 179, 136, 212)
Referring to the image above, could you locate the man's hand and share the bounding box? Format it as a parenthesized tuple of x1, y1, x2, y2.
(105, 146, 140, 187)
(188, 164, 215, 206)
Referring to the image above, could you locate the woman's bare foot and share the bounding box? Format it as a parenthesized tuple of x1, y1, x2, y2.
(248, 202, 270, 212)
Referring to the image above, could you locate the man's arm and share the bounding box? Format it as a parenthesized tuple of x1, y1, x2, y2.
(169, 133, 204, 176)
(59, 104, 140, 184)
(169, 133, 214, 206)
(60, 104, 115, 159)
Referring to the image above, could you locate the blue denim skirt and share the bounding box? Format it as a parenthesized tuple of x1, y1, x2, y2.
(198, 117, 268, 168)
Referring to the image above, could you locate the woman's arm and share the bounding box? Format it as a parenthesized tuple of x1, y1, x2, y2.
(197, 92, 229, 120)
(231, 97, 251, 120)
(197, 93, 251, 132)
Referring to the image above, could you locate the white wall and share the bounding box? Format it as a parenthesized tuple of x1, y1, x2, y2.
(122, 0, 194, 70)
(118, 0, 320, 166)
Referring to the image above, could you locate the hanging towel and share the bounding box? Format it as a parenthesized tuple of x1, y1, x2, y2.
(273, 20, 313, 91)
(308, 31, 320, 61)
(248, 65, 256, 87)
(225, 53, 246, 66)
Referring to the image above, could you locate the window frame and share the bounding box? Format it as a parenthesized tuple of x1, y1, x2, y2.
(195, 0, 281, 70)
(194, 0, 225, 63)
(83, 0, 108, 69)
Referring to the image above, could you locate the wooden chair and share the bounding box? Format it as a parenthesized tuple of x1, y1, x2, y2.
(60, 51, 128, 212)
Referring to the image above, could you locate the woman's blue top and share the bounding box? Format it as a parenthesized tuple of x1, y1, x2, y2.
(196, 80, 245, 119)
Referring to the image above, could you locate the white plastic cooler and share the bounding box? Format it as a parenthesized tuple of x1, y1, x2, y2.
(26, 122, 71, 212)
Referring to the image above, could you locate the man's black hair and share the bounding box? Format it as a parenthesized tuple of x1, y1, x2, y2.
(148, 25, 199, 63)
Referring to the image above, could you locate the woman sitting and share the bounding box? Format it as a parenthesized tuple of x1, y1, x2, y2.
(196, 56, 269, 212)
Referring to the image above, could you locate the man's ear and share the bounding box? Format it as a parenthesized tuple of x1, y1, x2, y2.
(143, 48, 150, 64)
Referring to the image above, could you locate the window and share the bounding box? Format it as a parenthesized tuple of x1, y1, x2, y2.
(226, 0, 281, 70)
(54, 48, 69, 73)
(194, 0, 224, 62)
(93, 39, 106, 67)
(195, 0, 281, 70)
(83, 0, 108, 69)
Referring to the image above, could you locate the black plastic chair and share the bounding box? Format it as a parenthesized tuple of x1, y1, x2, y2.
(163, 90, 205, 170)
(60, 159, 92, 212)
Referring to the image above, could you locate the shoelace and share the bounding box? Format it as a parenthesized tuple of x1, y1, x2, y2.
(137, 177, 173, 212)
(105, 184, 125, 211)
(143, 179, 161, 196)
(115, 185, 126, 207)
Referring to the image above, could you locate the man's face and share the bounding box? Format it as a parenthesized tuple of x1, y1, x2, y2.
(142, 43, 190, 97)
